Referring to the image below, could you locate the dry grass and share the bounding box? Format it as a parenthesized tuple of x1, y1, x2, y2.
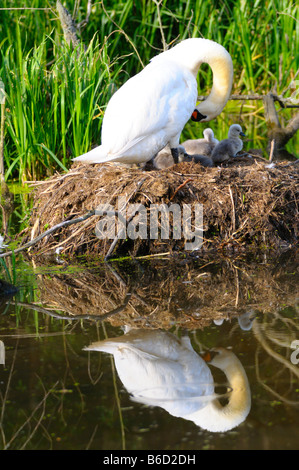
(23, 157, 299, 259)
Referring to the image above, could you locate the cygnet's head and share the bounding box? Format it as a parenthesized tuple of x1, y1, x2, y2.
(228, 124, 246, 139)
(177, 145, 188, 162)
(238, 311, 256, 331)
(203, 128, 216, 142)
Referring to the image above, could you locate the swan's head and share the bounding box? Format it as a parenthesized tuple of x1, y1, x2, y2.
(187, 347, 251, 432)
(208, 347, 237, 367)
(228, 124, 246, 139)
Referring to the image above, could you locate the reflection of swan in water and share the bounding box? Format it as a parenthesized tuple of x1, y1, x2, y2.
(238, 310, 256, 331)
(84, 329, 251, 432)
(213, 311, 256, 331)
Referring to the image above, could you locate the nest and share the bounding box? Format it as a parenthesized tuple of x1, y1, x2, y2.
(35, 253, 299, 329)
(25, 156, 299, 259)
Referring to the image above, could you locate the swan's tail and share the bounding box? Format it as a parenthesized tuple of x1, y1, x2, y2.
(84, 340, 159, 360)
(72, 145, 112, 163)
(83, 340, 121, 354)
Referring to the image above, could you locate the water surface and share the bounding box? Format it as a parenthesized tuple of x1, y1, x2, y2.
(0, 254, 298, 450)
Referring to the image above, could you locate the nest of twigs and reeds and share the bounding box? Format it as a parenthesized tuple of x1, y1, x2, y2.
(24, 156, 299, 259)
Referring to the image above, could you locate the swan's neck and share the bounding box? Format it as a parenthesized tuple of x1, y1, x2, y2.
(192, 48, 233, 122)
(179, 39, 233, 122)
(208, 361, 251, 431)
(151, 38, 233, 122)
(186, 356, 251, 433)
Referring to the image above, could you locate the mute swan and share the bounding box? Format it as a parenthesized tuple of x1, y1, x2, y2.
(182, 128, 219, 156)
(211, 124, 245, 163)
(73, 38, 233, 165)
(84, 329, 251, 432)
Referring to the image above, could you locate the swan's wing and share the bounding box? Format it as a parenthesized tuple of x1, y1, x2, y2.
(84, 340, 161, 360)
(108, 135, 147, 156)
(72, 135, 148, 163)
(101, 60, 197, 157)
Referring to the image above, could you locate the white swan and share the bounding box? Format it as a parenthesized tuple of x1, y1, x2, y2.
(182, 128, 219, 156)
(73, 38, 233, 165)
(84, 329, 251, 432)
(211, 124, 245, 163)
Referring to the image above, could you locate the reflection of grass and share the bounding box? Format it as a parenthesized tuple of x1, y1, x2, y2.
(0, 290, 126, 449)
(253, 310, 299, 406)
(0, 348, 60, 450)
(0, 254, 16, 284)
(101, 322, 126, 450)
(2, 379, 59, 449)
(0, 328, 89, 449)
(0, 256, 38, 330)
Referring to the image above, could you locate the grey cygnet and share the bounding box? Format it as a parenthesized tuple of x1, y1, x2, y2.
(211, 124, 245, 163)
(154, 145, 214, 169)
(182, 128, 219, 157)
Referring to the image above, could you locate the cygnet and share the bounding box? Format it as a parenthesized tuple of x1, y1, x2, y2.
(211, 124, 245, 163)
(183, 153, 214, 167)
(153, 145, 186, 169)
(154, 145, 214, 169)
(182, 128, 219, 157)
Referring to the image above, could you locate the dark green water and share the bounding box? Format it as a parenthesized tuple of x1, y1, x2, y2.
(0, 254, 298, 450)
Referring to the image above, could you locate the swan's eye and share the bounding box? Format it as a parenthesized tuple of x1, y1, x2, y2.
(191, 110, 207, 122)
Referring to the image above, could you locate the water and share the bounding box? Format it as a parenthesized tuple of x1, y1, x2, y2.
(0, 254, 298, 450)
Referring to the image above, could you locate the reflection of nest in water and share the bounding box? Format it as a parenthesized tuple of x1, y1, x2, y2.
(25, 158, 299, 259)
(36, 253, 299, 330)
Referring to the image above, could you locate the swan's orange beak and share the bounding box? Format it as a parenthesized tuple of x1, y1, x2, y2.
(201, 350, 220, 362)
(201, 351, 212, 362)
(191, 109, 207, 122)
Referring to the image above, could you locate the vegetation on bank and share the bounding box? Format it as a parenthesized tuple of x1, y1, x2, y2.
(0, 0, 298, 184)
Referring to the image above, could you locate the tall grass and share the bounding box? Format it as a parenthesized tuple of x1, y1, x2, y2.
(0, 0, 298, 183)
(1, 31, 123, 182)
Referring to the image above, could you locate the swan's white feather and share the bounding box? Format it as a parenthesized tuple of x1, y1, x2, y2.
(84, 330, 251, 431)
(74, 61, 197, 164)
(73, 38, 233, 165)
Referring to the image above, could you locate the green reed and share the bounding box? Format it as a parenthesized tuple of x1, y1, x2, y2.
(1, 29, 123, 182)
(0, 0, 297, 183)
